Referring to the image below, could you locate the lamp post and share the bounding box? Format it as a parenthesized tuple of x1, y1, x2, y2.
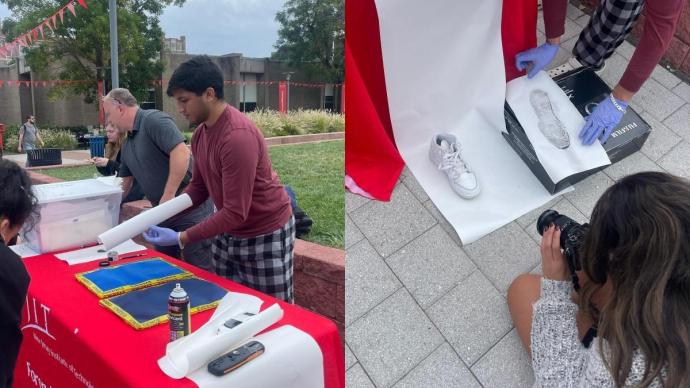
(109, 0, 119, 89)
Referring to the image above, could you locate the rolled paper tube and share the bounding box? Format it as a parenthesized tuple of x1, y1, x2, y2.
(98, 194, 193, 250)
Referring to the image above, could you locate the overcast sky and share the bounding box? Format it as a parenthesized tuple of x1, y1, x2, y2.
(0, 0, 284, 58)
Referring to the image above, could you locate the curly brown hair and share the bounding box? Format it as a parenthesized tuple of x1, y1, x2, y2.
(578, 172, 690, 387)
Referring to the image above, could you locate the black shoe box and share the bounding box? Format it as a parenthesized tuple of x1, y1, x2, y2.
(502, 67, 651, 194)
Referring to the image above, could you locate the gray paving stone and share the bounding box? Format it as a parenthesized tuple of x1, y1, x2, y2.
(672, 82, 690, 104)
(386, 225, 476, 308)
(573, 14, 590, 28)
(472, 329, 535, 388)
(616, 40, 636, 60)
(345, 343, 357, 371)
(631, 78, 685, 121)
(516, 197, 562, 228)
(400, 166, 413, 181)
(463, 222, 540, 293)
(639, 111, 683, 162)
(599, 53, 629, 89)
(346, 191, 371, 214)
(537, 11, 544, 33)
(562, 18, 582, 42)
(393, 343, 481, 388)
(651, 64, 682, 90)
(348, 288, 445, 388)
(350, 184, 437, 258)
(662, 103, 690, 143)
(347, 364, 376, 388)
(346, 214, 365, 249)
(658, 141, 690, 179)
(537, 31, 546, 46)
(423, 200, 464, 247)
(345, 240, 401, 326)
(427, 271, 513, 365)
(525, 198, 589, 245)
(561, 36, 577, 54)
(564, 172, 614, 217)
(566, 3, 585, 20)
(402, 173, 429, 203)
(604, 151, 665, 182)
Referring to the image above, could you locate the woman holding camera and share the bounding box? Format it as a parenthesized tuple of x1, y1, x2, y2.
(508, 171, 690, 387)
(0, 159, 37, 387)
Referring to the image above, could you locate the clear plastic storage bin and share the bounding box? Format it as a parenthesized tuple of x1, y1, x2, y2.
(21, 179, 122, 253)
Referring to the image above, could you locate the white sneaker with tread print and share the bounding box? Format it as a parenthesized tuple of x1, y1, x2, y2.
(429, 133, 480, 199)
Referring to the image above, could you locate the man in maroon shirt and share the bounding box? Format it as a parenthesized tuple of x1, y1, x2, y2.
(515, 0, 685, 145)
(143, 56, 295, 302)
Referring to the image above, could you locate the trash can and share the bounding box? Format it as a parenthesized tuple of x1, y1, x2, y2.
(89, 136, 106, 158)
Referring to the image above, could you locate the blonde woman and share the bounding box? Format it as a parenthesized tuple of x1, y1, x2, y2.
(91, 124, 144, 203)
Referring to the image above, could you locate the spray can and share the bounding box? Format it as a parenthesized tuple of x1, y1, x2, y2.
(168, 283, 190, 342)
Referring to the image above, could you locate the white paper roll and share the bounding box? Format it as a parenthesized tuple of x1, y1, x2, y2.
(159, 303, 284, 379)
(98, 194, 193, 250)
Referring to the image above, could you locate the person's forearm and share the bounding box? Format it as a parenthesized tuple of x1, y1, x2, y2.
(121, 176, 133, 200)
(612, 84, 634, 103)
(542, 0, 569, 39)
(164, 144, 191, 198)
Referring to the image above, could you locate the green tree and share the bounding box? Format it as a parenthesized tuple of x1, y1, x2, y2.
(272, 0, 344, 83)
(1, 0, 184, 104)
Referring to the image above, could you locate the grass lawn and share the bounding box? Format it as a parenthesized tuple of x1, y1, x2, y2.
(35, 140, 344, 249)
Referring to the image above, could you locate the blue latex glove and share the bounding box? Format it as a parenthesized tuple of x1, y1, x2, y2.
(579, 94, 628, 145)
(515, 43, 560, 78)
(143, 225, 179, 246)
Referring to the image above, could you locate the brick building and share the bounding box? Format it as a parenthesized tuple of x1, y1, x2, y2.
(0, 36, 343, 128)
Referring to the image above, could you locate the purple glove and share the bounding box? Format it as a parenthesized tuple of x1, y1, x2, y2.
(515, 43, 560, 78)
(143, 225, 179, 246)
(579, 94, 628, 145)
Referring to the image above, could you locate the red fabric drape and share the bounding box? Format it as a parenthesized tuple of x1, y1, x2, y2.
(344, 0, 538, 201)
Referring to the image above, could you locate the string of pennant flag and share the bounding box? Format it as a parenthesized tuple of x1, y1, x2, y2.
(0, 79, 344, 88)
(0, 0, 90, 58)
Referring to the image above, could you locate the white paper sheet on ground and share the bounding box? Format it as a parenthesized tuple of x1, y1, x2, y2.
(98, 193, 192, 250)
(374, 0, 569, 244)
(187, 325, 324, 388)
(159, 299, 283, 379)
(506, 71, 611, 183)
(10, 243, 40, 258)
(55, 239, 146, 265)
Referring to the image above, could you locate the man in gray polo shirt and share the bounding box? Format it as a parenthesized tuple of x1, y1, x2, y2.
(17, 115, 43, 152)
(102, 88, 213, 271)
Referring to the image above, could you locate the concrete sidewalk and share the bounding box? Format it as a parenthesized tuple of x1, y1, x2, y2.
(346, 5, 690, 388)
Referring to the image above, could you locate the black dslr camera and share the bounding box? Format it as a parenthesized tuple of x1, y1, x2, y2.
(537, 210, 589, 290)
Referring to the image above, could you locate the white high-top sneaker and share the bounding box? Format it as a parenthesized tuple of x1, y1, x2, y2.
(547, 56, 606, 78)
(429, 133, 480, 199)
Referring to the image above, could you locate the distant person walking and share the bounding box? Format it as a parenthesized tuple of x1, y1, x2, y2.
(17, 115, 43, 152)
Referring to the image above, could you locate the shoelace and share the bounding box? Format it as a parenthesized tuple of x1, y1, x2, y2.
(438, 145, 470, 182)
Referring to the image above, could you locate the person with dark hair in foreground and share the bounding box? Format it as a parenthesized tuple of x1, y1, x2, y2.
(144, 55, 295, 302)
(0, 159, 37, 387)
(508, 171, 690, 387)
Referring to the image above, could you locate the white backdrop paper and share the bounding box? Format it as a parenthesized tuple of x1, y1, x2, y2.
(506, 71, 610, 183)
(374, 0, 566, 243)
(188, 325, 324, 388)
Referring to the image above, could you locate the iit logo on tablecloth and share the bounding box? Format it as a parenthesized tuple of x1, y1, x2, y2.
(21, 296, 55, 340)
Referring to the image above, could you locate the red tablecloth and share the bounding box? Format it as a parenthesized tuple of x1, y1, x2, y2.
(344, 0, 537, 201)
(14, 250, 344, 388)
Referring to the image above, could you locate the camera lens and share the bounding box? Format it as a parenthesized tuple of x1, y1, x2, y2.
(537, 209, 560, 235)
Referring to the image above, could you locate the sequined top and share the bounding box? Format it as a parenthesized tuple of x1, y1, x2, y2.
(531, 278, 663, 387)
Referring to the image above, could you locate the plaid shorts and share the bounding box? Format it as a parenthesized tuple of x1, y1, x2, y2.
(212, 216, 296, 303)
(573, 0, 644, 68)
